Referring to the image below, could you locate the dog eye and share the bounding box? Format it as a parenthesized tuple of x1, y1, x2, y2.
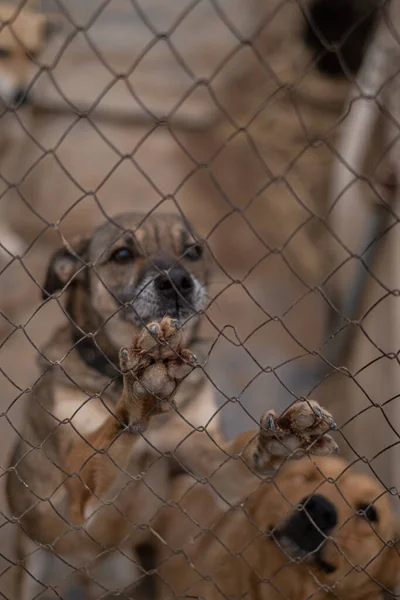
(0, 47, 11, 59)
(183, 243, 203, 262)
(356, 503, 378, 522)
(110, 247, 135, 264)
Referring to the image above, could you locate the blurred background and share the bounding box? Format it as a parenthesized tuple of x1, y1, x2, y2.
(1, 0, 400, 596)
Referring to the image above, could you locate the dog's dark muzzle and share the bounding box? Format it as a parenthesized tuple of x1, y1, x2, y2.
(154, 266, 194, 301)
(119, 259, 199, 324)
(274, 494, 337, 573)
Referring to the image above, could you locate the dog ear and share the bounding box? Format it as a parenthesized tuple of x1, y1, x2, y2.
(42, 238, 89, 300)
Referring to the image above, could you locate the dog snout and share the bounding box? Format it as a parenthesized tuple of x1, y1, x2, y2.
(155, 266, 193, 298)
(300, 494, 337, 535)
(276, 494, 337, 555)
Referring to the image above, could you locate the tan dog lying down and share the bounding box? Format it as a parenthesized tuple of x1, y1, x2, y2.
(156, 456, 400, 600)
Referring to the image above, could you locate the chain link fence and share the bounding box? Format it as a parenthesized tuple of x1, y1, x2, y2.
(1, 0, 400, 598)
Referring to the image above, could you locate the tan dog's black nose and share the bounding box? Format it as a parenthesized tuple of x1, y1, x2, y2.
(155, 267, 193, 298)
(275, 494, 337, 559)
(301, 494, 337, 535)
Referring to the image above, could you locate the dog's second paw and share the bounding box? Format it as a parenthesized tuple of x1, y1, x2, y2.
(119, 317, 197, 415)
(253, 399, 338, 472)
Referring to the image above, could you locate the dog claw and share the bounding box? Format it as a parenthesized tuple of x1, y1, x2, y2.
(328, 416, 337, 431)
(266, 414, 275, 431)
(313, 406, 323, 417)
(149, 324, 159, 335)
(190, 352, 198, 364)
(171, 320, 181, 329)
(120, 349, 129, 359)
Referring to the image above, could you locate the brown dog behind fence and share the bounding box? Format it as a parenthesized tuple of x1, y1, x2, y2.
(156, 456, 400, 600)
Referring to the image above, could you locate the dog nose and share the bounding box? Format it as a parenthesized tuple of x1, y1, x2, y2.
(301, 494, 337, 534)
(12, 87, 28, 106)
(155, 267, 193, 297)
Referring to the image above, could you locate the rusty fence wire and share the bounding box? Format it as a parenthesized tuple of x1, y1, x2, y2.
(1, 0, 400, 599)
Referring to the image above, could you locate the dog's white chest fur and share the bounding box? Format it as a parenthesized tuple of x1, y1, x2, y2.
(53, 386, 110, 435)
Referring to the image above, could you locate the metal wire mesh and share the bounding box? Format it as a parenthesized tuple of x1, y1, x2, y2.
(1, 0, 400, 599)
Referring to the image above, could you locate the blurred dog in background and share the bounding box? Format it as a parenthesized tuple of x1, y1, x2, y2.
(0, 2, 57, 260)
(0, 2, 55, 108)
(201, 0, 380, 283)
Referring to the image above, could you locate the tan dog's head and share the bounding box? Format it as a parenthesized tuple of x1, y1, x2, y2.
(253, 456, 400, 598)
(43, 213, 210, 348)
(0, 3, 57, 106)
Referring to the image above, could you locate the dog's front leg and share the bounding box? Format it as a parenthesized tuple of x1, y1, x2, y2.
(64, 317, 197, 525)
(171, 399, 339, 506)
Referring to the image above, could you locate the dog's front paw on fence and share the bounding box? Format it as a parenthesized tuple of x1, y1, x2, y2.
(119, 316, 198, 419)
(253, 400, 339, 472)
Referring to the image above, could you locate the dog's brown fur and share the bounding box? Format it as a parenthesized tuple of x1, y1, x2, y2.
(157, 455, 400, 600)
